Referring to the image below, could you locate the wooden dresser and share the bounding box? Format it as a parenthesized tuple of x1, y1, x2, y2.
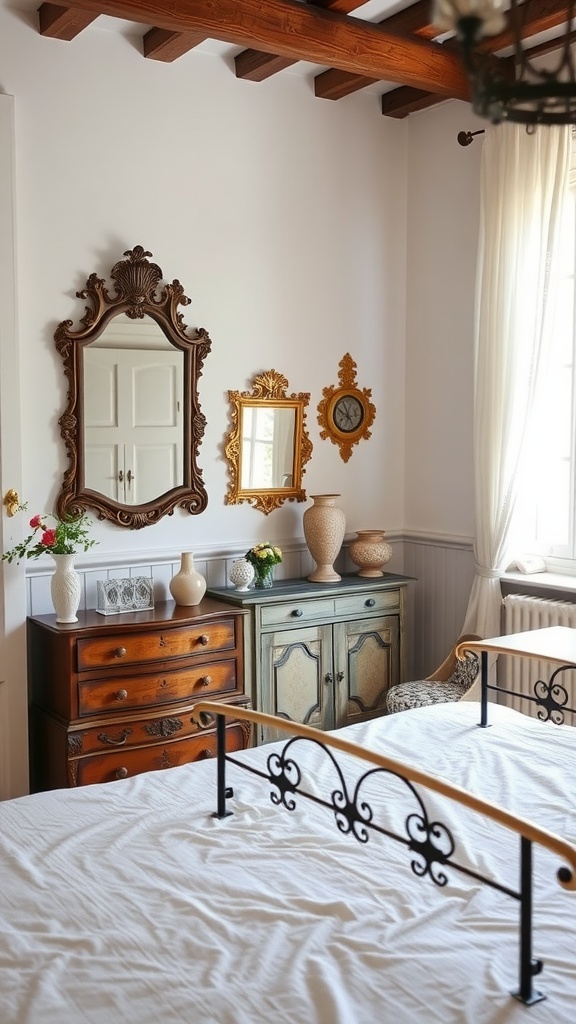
(27, 598, 249, 791)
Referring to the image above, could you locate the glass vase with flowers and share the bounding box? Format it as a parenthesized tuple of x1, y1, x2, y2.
(244, 542, 282, 589)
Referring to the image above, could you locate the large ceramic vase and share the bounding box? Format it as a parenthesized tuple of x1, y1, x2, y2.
(169, 551, 207, 606)
(303, 494, 346, 583)
(349, 530, 393, 578)
(50, 553, 81, 623)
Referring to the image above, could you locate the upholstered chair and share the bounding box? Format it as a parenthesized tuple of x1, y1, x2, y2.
(386, 634, 481, 715)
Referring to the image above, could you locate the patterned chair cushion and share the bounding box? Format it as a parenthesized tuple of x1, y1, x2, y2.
(386, 652, 479, 715)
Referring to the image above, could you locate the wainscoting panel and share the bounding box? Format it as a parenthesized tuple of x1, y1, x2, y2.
(402, 534, 475, 681)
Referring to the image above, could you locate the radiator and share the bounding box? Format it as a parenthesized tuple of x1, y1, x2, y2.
(501, 594, 576, 717)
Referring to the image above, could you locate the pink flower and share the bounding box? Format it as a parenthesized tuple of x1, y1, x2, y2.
(29, 515, 43, 529)
(41, 529, 57, 547)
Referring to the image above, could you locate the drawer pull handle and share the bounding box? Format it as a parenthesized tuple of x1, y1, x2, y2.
(114, 646, 127, 659)
(115, 688, 128, 702)
(199, 675, 212, 688)
(291, 608, 303, 617)
(365, 599, 376, 608)
(97, 728, 133, 747)
(200, 748, 215, 759)
(198, 633, 210, 646)
(115, 767, 128, 780)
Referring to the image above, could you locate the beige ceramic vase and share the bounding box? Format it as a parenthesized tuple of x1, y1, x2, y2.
(169, 551, 207, 606)
(349, 530, 393, 578)
(303, 494, 346, 583)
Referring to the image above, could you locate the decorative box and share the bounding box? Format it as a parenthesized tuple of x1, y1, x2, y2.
(96, 577, 154, 616)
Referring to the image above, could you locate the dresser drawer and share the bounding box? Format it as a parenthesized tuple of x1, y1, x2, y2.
(72, 719, 250, 787)
(260, 598, 336, 627)
(69, 696, 251, 756)
(76, 618, 237, 671)
(334, 589, 400, 618)
(77, 658, 240, 716)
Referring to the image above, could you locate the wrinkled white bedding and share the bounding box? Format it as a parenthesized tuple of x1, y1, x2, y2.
(1, 701, 575, 1024)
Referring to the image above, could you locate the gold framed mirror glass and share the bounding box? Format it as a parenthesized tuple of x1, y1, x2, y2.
(55, 245, 212, 529)
(225, 369, 312, 515)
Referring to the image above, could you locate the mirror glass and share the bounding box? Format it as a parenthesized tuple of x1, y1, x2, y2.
(240, 405, 296, 490)
(56, 245, 211, 529)
(224, 369, 312, 515)
(83, 317, 184, 506)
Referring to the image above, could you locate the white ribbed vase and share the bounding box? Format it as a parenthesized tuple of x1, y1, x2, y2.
(349, 530, 393, 578)
(303, 494, 346, 583)
(169, 552, 207, 606)
(50, 553, 81, 623)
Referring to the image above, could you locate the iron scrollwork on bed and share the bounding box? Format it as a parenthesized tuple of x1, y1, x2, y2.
(192, 700, 576, 1009)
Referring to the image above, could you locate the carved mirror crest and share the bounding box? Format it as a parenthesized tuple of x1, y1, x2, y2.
(224, 369, 312, 515)
(55, 246, 211, 529)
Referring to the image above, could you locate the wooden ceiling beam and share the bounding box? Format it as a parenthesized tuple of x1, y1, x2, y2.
(315, 0, 435, 100)
(235, 0, 367, 83)
(143, 27, 207, 62)
(38, 3, 99, 40)
(381, 86, 448, 119)
(58, 0, 471, 99)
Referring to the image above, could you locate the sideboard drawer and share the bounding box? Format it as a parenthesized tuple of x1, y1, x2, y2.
(76, 619, 237, 672)
(334, 590, 400, 618)
(72, 719, 250, 787)
(77, 658, 240, 716)
(260, 598, 336, 627)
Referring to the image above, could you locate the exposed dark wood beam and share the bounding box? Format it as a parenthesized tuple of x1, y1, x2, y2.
(143, 27, 207, 62)
(235, 0, 368, 83)
(59, 0, 471, 100)
(38, 3, 99, 40)
(315, 0, 434, 100)
(381, 86, 447, 119)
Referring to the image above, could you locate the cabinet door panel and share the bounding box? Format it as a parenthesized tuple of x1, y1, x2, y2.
(260, 624, 333, 742)
(335, 615, 399, 728)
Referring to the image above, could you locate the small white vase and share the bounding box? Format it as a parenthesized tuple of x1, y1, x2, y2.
(349, 530, 393, 577)
(303, 494, 346, 583)
(169, 552, 207, 606)
(50, 553, 81, 623)
(229, 557, 255, 592)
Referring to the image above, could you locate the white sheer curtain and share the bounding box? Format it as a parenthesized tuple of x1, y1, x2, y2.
(462, 124, 571, 640)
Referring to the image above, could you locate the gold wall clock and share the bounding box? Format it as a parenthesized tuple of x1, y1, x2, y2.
(317, 353, 376, 463)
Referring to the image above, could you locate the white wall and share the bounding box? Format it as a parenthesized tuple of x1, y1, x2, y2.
(404, 99, 484, 540)
(1, 6, 408, 558)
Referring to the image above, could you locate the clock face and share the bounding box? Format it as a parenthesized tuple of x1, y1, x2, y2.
(333, 394, 364, 433)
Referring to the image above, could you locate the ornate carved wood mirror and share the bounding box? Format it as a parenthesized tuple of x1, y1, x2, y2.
(55, 245, 211, 529)
(224, 369, 312, 515)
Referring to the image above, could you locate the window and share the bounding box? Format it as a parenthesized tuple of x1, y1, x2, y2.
(515, 151, 576, 565)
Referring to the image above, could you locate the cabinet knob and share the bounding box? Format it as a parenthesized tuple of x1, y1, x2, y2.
(115, 767, 128, 780)
(114, 646, 127, 658)
(325, 673, 333, 685)
(365, 598, 376, 608)
(115, 688, 128, 702)
(199, 675, 212, 688)
(200, 748, 215, 759)
(291, 608, 303, 617)
(198, 633, 210, 646)
(336, 671, 345, 682)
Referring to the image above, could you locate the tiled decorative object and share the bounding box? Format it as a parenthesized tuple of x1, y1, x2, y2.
(96, 577, 154, 615)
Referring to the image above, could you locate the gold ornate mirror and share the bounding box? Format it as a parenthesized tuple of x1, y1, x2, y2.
(224, 370, 312, 515)
(55, 245, 212, 529)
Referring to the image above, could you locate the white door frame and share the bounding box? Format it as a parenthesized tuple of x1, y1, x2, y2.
(0, 93, 28, 798)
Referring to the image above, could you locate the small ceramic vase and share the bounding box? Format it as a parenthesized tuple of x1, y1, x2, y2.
(303, 494, 346, 583)
(169, 552, 207, 606)
(349, 530, 393, 578)
(229, 558, 255, 592)
(50, 553, 81, 623)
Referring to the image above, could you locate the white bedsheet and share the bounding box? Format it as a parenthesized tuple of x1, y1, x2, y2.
(1, 701, 576, 1024)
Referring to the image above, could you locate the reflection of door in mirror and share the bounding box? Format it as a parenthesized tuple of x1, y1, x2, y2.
(83, 317, 184, 505)
(240, 406, 296, 490)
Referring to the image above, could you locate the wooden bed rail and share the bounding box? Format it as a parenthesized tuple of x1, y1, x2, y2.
(192, 699, 576, 890)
